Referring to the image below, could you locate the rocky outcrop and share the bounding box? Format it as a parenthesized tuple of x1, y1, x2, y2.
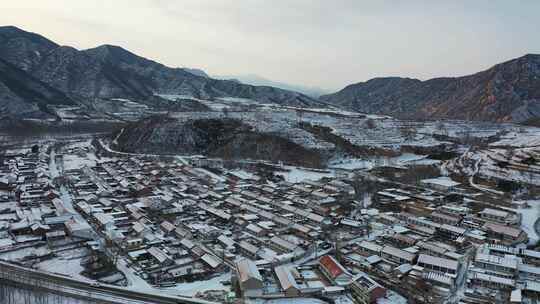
(115, 116, 324, 167)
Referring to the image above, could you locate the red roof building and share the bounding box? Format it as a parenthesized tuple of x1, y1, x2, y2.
(319, 255, 350, 285)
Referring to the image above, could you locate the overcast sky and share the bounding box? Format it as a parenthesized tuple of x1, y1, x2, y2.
(2, 0, 540, 90)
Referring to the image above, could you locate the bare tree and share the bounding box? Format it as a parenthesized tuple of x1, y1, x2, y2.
(254, 111, 266, 123)
(400, 125, 416, 141)
(504, 148, 515, 161)
(365, 119, 377, 129)
(414, 279, 436, 304)
(296, 109, 304, 124)
(436, 121, 448, 137)
(351, 174, 379, 200)
(222, 107, 229, 118)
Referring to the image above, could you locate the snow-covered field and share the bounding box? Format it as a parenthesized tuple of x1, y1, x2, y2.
(35, 254, 87, 281)
(276, 166, 336, 182)
(0, 245, 50, 261)
(513, 200, 540, 245)
(490, 128, 540, 147)
(329, 153, 439, 170)
(62, 154, 97, 170)
(116, 257, 232, 298)
(447, 147, 540, 186)
(165, 102, 535, 156)
(159, 272, 231, 297)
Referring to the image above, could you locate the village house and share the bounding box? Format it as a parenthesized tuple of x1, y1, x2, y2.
(416, 254, 459, 277)
(236, 258, 263, 297)
(381, 245, 416, 265)
(274, 265, 301, 297)
(319, 255, 351, 285)
(350, 273, 387, 304)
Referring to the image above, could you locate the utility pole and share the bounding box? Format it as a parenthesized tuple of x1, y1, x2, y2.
(296, 109, 303, 125)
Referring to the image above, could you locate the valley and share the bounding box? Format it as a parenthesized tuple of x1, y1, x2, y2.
(2, 97, 540, 303)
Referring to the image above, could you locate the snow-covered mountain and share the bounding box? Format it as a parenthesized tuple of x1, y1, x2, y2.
(321, 54, 540, 123)
(2, 25, 539, 124)
(0, 56, 76, 119)
(213, 74, 330, 98)
(0, 26, 324, 119)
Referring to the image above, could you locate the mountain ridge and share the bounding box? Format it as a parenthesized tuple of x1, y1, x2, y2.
(321, 54, 540, 123)
(1, 25, 539, 123)
(212, 73, 330, 98)
(0, 25, 324, 118)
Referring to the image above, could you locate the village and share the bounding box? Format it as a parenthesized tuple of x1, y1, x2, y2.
(0, 135, 539, 304)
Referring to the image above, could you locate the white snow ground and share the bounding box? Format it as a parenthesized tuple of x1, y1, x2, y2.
(276, 166, 336, 182)
(513, 200, 540, 245)
(117, 258, 231, 297)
